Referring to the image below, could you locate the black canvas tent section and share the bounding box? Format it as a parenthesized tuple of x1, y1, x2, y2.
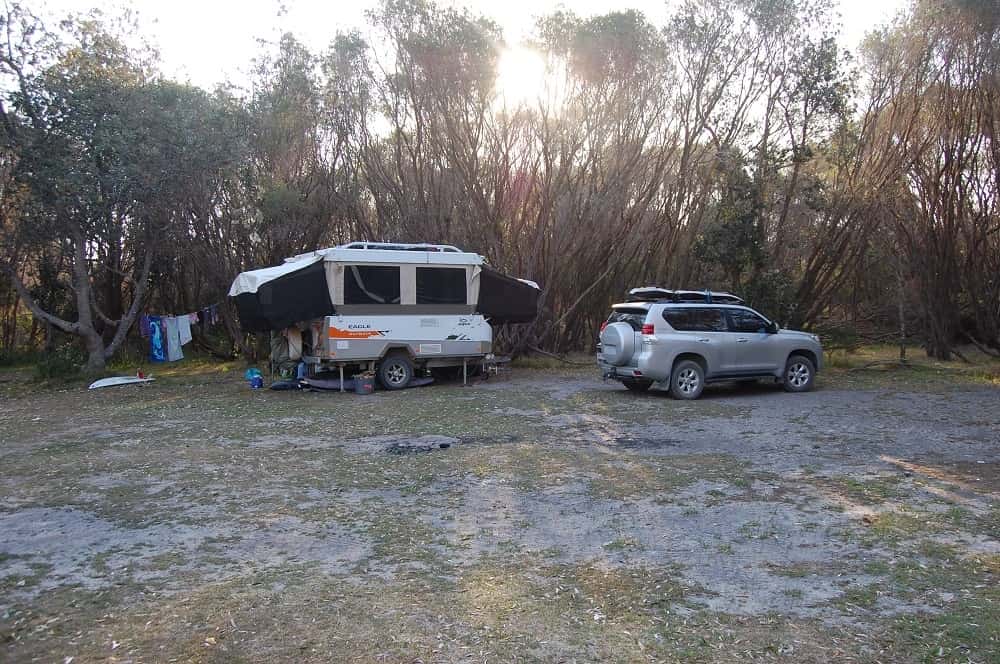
(233, 260, 334, 332)
(476, 266, 540, 324)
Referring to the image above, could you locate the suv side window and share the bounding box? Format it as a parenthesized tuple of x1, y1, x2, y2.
(727, 308, 768, 333)
(662, 308, 690, 330)
(663, 307, 727, 332)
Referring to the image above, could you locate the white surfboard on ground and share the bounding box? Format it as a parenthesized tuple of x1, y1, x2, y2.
(88, 376, 155, 390)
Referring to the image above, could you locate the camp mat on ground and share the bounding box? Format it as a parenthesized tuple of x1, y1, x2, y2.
(288, 375, 435, 391)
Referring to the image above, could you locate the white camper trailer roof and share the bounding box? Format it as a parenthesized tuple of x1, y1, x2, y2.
(287, 242, 484, 267)
(230, 243, 484, 297)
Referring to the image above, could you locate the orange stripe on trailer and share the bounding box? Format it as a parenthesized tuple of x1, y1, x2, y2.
(328, 326, 383, 339)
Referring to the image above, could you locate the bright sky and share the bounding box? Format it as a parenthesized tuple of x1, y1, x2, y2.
(35, 0, 909, 91)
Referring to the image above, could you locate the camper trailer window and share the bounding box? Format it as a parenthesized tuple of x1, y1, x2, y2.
(416, 267, 467, 305)
(344, 265, 401, 304)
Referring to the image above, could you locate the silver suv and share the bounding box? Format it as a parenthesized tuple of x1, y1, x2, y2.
(597, 301, 823, 399)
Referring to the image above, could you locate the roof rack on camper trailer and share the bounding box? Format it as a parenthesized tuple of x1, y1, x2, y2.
(626, 286, 744, 305)
(283, 242, 481, 266)
(340, 241, 463, 253)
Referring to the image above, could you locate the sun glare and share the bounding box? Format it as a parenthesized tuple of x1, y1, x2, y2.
(495, 46, 550, 107)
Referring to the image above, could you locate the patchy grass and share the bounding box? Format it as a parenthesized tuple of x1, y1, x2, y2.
(1, 357, 998, 663)
(838, 583, 882, 609)
(586, 454, 749, 501)
(826, 474, 909, 505)
(876, 551, 1000, 662)
(822, 343, 1000, 390)
(865, 510, 943, 544)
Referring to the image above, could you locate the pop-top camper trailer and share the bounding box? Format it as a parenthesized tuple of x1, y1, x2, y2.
(228, 242, 540, 389)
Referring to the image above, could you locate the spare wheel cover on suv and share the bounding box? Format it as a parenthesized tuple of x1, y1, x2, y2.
(600, 322, 637, 366)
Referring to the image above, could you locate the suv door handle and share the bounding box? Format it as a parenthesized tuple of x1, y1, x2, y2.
(697, 338, 710, 343)
(737, 338, 749, 343)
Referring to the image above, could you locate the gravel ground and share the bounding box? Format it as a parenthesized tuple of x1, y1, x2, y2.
(1, 362, 998, 662)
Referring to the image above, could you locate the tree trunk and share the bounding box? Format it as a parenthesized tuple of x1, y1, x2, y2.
(44, 320, 56, 353)
(83, 332, 106, 374)
(897, 261, 907, 363)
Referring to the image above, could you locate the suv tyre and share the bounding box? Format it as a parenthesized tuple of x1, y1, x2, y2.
(783, 355, 815, 393)
(670, 360, 705, 400)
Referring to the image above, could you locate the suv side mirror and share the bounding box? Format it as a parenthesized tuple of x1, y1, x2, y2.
(765, 321, 779, 334)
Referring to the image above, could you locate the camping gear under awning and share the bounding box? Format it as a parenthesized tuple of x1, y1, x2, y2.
(230, 258, 334, 332)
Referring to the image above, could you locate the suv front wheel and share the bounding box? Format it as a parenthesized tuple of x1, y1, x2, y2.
(670, 360, 705, 400)
(783, 355, 815, 393)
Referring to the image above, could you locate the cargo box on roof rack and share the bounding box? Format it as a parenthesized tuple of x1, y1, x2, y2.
(626, 287, 744, 305)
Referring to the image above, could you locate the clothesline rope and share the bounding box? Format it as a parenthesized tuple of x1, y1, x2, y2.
(141, 305, 223, 363)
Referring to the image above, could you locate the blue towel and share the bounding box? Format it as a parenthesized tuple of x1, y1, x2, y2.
(149, 316, 166, 362)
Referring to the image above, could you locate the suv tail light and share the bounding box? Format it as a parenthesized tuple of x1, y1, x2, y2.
(641, 323, 655, 335)
(600, 322, 608, 333)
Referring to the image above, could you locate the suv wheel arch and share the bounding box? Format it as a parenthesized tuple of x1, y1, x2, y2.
(672, 352, 708, 377)
(787, 349, 818, 373)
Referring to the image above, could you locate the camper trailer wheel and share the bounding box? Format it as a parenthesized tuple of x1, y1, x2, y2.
(378, 352, 414, 390)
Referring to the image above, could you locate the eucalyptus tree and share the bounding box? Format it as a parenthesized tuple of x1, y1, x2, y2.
(528, 10, 677, 349)
(359, 0, 505, 252)
(860, 0, 1000, 359)
(0, 5, 241, 371)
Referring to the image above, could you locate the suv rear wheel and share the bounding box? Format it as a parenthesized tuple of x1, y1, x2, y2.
(670, 360, 705, 400)
(621, 378, 652, 393)
(783, 355, 815, 393)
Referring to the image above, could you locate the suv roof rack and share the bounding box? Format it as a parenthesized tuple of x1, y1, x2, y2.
(626, 286, 744, 305)
(340, 241, 462, 253)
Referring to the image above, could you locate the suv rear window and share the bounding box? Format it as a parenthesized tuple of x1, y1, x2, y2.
(606, 308, 648, 331)
(662, 307, 727, 332)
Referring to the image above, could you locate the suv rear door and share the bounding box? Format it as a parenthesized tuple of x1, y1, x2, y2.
(723, 307, 781, 373)
(661, 306, 728, 375)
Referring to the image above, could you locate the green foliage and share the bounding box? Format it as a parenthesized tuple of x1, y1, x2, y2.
(0, 0, 996, 359)
(1, 5, 251, 370)
(33, 344, 85, 381)
(0, 349, 41, 367)
(693, 150, 766, 292)
(537, 10, 665, 85)
(743, 270, 797, 325)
